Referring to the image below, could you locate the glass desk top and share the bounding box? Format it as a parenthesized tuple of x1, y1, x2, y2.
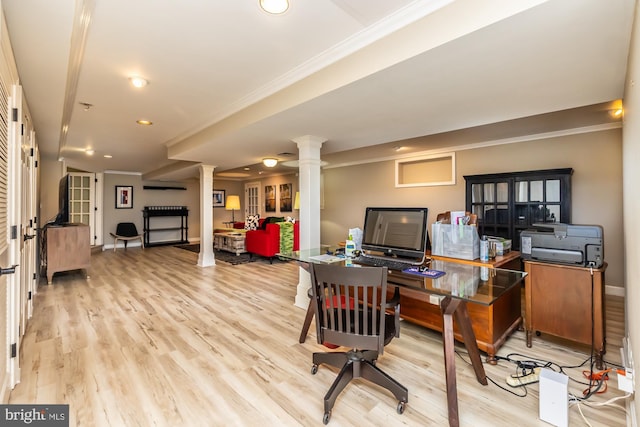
(277, 249, 527, 306)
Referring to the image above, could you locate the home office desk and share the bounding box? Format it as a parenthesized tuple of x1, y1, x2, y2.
(278, 249, 527, 427)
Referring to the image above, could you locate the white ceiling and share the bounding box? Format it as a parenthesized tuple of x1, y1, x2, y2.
(1, 0, 634, 181)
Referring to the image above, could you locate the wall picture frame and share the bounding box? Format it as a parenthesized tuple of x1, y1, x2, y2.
(213, 189, 225, 207)
(279, 183, 292, 212)
(265, 185, 276, 212)
(115, 185, 133, 209)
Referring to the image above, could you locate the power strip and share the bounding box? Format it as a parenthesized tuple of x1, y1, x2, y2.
(507, 368, 541, 387)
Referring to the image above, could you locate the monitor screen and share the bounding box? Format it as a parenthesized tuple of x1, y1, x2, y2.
(361, 207, 429, 260)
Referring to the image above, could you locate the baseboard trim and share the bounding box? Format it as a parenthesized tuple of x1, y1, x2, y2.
(605, 285, 625, 297)
(103, 242, 144, 251)
(626, 396, 637, 427)
(0, 372, 10, 403)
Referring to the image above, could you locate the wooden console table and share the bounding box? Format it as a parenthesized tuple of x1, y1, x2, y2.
(523, 260, 607, 368)
(43, 224, 90, 284)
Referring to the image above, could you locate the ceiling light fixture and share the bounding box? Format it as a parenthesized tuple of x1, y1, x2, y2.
(85, 149, 94, 155)
(136, 119, 153, 125)
(259, 0, 289, 14)
(104, 154, 112, 158)
(263, 158, 278, 167)
(129, 76, 149, 88)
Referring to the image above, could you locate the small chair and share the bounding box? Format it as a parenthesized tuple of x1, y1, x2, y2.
(110, 222, 144, 251)
(309, 263, 407, 424)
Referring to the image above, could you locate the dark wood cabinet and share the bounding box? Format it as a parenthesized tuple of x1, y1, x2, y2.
(464, 168, 573, 250)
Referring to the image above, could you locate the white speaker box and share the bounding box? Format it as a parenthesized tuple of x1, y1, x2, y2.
(539, 368, 569, 427)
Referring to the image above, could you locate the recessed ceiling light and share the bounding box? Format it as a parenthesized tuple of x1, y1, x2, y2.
(259, 0, 289, 14)
(136, 119, 153, 125)
(129, 76, 149, 88)
(85, 149, 94, 155)
(104, 154, 112, 158)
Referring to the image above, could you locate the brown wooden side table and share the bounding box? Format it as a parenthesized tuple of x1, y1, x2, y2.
(523, 260, 607, 368)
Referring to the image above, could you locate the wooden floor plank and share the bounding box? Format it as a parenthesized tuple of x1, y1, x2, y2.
(9, 246, 628, 426)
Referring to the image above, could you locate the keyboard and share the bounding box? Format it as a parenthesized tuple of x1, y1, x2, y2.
(353, 255, 422, 271)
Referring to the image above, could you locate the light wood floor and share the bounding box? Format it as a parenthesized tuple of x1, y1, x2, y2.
(10, 246, 630, 426)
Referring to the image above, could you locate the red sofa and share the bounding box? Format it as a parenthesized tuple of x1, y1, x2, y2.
(245, 221, 299, 263)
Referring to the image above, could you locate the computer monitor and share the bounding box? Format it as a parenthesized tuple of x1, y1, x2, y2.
(361, 207, 429, 261)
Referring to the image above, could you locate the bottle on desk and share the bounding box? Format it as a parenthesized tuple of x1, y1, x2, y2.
(480, 235, 489, 262)
(345, 234, 356, 258)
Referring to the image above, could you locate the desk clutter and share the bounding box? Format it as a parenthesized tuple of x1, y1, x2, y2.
(401, 266, 446, 278)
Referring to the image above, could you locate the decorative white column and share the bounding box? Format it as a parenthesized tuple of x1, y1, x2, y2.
(293, 135, 326, 308)
(198, 164, 215, 267)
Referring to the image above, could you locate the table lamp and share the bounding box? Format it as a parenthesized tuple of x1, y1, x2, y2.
(225, 195, 241, 222)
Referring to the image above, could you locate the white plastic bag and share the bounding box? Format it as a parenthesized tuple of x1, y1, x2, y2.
(349, 227, 363, 251)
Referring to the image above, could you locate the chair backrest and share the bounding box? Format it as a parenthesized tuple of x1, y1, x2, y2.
(309, 263, 389, 354)
(115, 222, 139, 237)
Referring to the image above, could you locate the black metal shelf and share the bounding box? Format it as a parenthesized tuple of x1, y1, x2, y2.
(143, 206, 189, 247)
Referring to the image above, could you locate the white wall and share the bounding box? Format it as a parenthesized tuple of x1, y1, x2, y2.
(321, 129, 624, 287)
(622, 0, 640, 422)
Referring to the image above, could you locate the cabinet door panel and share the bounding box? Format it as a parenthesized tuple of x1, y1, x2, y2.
(465, 168, 572, 251)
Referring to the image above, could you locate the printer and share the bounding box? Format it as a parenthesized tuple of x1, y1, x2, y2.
(520, 223, 604, 268)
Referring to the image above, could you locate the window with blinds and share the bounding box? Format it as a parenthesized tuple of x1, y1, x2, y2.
(0, 78, 8, 254)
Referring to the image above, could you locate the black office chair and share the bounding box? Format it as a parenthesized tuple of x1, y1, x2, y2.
(309, 263, 407, 424)
(110, 222, 144, 251)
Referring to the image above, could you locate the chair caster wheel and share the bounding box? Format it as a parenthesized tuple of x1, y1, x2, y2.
(311, 364, 318, 375)
(397, 401, 406, 414)
(323, 411, 331, 424)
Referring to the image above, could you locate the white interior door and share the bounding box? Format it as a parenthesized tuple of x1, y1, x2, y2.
(68, 172, 95, 245)
(244, 181, 260, 217)
(6, 83, 23, 389)
(0, 64, 12, 400)
(20, 120, 37, 329)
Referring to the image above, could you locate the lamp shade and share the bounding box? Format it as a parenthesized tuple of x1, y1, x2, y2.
(225, 195, 241, 211)
(294, 192, 300, 210)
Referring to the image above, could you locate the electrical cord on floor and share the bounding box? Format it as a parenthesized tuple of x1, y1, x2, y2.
(486, 375, 529, 398)
(570, 390, 632, 427)
(582, 266, 597, 398)
(458, 349, 620, 401)
(455, 349, 528, 397)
